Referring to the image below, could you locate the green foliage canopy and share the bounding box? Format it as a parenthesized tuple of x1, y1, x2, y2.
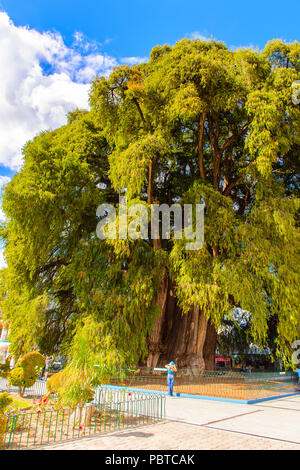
(0, 39, 299, 368)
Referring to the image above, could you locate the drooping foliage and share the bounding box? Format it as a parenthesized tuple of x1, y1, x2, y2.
(0, 39, 299, 369)
(46, 316, 120, 408)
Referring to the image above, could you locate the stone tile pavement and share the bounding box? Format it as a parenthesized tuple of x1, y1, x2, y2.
(39, 394, 300, 450)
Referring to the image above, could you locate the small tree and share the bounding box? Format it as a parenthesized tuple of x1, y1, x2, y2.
(46, 318, 122, 427)
(8, 351, 45, 397)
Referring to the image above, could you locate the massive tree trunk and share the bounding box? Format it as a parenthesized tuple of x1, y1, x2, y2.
(146, 268, 169, 368)
(146, 275, 217, 370)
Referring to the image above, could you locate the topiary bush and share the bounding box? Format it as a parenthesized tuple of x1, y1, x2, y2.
(18, 351, 45, 370)
(0, 392, 13, 448)
(8, 351, 45, 397)
(9, 367, 30, 396)
(0, 359, 10, 379)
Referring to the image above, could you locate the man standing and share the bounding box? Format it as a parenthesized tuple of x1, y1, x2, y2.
(165, 361, 177, 396)
(44, 355, 53, 381)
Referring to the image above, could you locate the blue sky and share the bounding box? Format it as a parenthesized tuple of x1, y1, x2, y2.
(0, 1, 299, 265)
(2, 0, 300, 58)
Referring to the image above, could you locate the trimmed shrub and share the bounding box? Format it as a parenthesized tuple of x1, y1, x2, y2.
(0, 359, 10, 379)
(8, 351, 45, 396)
(9, 367, 34, 396)
(0, 392, 13, 448)
(18, 351, 45, 370)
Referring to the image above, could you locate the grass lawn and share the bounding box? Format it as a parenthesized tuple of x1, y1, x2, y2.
(7, 394, 34, 410)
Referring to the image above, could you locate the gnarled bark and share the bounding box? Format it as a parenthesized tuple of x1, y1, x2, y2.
(146, 268, 169, 367)
(146, 275, 217, 370)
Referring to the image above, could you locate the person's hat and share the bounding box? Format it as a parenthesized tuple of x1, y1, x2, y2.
(170, 361, 174, 365)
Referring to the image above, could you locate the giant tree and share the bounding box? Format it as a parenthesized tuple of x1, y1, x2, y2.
(89, 39, 300, 368)
(1, 39, 299, 370)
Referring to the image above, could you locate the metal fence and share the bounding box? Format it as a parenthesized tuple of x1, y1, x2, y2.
(1, 387, 165, 450)
(109, 368, 298, 401)
(0, 378, 47, 397)
(1, 368, 297, 402)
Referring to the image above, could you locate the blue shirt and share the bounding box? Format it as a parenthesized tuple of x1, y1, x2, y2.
(168, 368, 174, 375)
(296, 369, 300, 378)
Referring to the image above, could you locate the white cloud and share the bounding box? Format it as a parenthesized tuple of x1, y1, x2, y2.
(120, 56, 148, 65)
(0, 176, 11, 187)
(0, 12, 117, 171)
(0, 174, 10, 269)
(186, 32, 212, 41)
(0, 175, 10, 230)
(75, 53, 117, 82)
(229, 43, 259, 52)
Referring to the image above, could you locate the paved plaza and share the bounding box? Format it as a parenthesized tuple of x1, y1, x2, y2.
(41, 394, 300, 450)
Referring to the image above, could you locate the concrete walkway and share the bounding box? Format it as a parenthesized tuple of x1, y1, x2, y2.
(40, 394, 300, 450)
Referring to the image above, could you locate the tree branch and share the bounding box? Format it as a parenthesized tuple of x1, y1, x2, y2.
(198, 111, 207, 179)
